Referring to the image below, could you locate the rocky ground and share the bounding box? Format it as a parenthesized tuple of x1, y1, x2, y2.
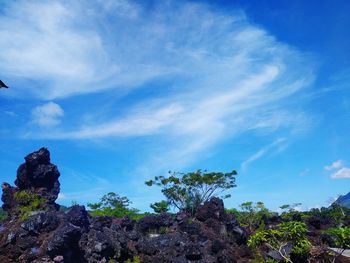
(0, 148, 250, 263)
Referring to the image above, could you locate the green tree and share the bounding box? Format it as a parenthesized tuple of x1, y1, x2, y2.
(279, 203, 302, 221)
(238, 201, 273, 232)
(87, 192, 139, 219)
(145, 170, 237, 215)
(150, 200, 170, 213)
(248, 221, 311, 263)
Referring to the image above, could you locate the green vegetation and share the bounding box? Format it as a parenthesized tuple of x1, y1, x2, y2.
(0, 208, 7, 222)
(326, 227, 350, 261)
(150, 200, 169, 213)
(248, 221, 311, 263)
(145, 169, 236, 215)
(87, 192, 143, 220)
(124, 256, 141, 263)
(279, 203, 303, 222)
(13, 190, 47, 221)
(326, 227, 350, 249)
(303, 203, 349, 227)
(227, 201, 276, 233)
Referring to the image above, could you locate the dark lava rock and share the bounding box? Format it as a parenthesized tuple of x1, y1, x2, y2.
(0, 148, 252, 263)
(20, 211, 60, 234)
(2, 147, 60, 219)
(138, 213, 173, 233)
(47, 224, 83, 260)
(65, 205, 90, 230)
(195, 197, 225, 222)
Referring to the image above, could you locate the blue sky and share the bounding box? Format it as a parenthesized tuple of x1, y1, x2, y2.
(0, 0, 349, 212)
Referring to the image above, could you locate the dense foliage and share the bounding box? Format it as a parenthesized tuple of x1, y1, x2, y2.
(14, 190, 47, 221)
(0, 208, 7, 222)
(87, 192, 142, 220)
(323, 227, 350, 262)
(248, 221, 311, 262)
(150, 200, 170, 213)
(227, 201, 277, 232)
(145, 170, 236, 215)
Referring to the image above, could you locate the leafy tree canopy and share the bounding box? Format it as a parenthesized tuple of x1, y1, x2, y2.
(150, 200, 170, 214)
(87, 192, 139, 219)
(145, 169, 237, 214)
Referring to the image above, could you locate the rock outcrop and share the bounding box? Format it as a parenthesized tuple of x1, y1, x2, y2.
(2, 147, 60, 219)
(0, 148, 250, 263)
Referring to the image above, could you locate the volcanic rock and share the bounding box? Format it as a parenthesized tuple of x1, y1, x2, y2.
(0, 148, 251, 263)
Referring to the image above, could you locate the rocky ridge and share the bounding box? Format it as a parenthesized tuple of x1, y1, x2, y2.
(0, 148, 250, 263)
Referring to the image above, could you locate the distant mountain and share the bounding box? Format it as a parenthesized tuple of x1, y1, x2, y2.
(335, 191, 350, 208)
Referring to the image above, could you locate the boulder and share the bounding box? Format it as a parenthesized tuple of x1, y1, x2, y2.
(195, 197, 225, 222)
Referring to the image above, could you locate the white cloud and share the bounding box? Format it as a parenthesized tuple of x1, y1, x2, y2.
(330, 167, 350, 179)
(324, 160, 350, 179)
(31, 102, 64, 127)
(241, 138, 287, 170)
(2, 1, 314, 175)
(0, 1, 312, 100)
(324, 159, 344, 171)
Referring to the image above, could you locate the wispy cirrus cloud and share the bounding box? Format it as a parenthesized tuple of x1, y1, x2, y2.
(241, 138, 287, 171)
(1, 0, 314, 176)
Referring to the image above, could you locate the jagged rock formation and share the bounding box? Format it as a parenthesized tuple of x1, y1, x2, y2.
(0, 148, 250, 263)
(2, 147, 60, 219)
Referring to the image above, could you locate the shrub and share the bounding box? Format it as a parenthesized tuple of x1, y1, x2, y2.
(279, 203, 303, 222)
(150, 200, 170, 214)
(88, 192, 140, 219)
(13, 190, 46, 221)
(0, 208, 7, 222)
(124, 256, 141, 263)
(248, 221, 311, 262)
(234, 201, 275, 232)
(325, 227, 350, 261)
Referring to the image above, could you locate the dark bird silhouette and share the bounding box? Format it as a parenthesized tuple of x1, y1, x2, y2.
(0, 80, 9, 88)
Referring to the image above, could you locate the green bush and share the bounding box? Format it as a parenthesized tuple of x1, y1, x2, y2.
(88, 192, 141, 220)
(279, 203, 303, 222)
(124, 256, 141, 263)
(13, 190, 47, 221)
(150, 200, 170, 214)
(0, 208, 7, 222)
(324, 227, 350, 262)
(248, 221, 311, 262)
(232, 201, 276, 232)
(326, 227, 350, 249)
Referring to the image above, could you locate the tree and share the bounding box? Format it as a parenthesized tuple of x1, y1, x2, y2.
(87, 192, 139, 219)
(150, 200, 170, 214)
(238, 201, 273, 232)
(145, 169, 237, 215)
(279, 203, 303, 221)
